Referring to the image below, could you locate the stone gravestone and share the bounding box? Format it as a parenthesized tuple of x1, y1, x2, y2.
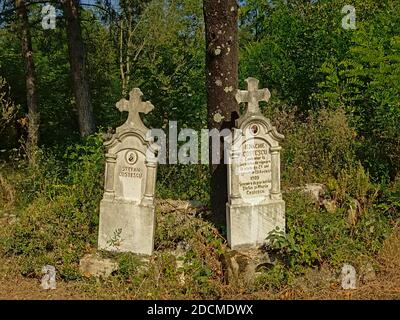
(226, 77, 285, 249)
(98, 88, 157, 255)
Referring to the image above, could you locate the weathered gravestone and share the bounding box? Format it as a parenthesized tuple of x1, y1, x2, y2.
(226, 77, 285, 249)
(98, 88, 157, 255)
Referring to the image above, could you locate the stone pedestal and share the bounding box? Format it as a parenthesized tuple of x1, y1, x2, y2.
(98, 202, 155, 255)
(227, 201, 285, 249)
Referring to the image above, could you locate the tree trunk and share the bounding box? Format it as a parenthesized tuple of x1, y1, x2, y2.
(15, 0, 39, 163)
(63, 0, 95, 137)
(119, 19, 126, 95)
(203, 0, 239, 226)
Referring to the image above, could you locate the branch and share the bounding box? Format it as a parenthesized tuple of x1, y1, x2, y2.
(0, 1, 116, 18)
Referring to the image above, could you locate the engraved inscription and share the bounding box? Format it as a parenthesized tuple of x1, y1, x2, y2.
(115, 149, 145, 201)
(119, 167, 143, 178)
(237, 140, 271, 201)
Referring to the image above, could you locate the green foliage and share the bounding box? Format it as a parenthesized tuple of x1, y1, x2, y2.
(315, 1, 400, 180)
(267, 186, 394, 276)
(254, 262, 290, 292)
(156, 164, 209, 202)
(0, 135, 104, 279)
(277, 107, 357, 186)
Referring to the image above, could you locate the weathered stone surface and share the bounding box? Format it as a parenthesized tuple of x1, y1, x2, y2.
(98, 88, 157, 255)
(79, 254, 118, 278)
(221, 248, 273, 287)
(0, 213, 17, 225)
(156, 199, 206, 212)
(302, 183, 326, 204)
(226, 202, 285, 248)
(360, 261, 376, 283)
(226, 78, 285, 249)
(322, 199, 337, 213)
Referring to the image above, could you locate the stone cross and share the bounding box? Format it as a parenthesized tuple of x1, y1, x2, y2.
(235, 77, 271, 114)
(116, 88, 154, 130)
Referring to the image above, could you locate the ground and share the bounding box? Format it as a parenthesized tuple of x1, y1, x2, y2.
(1, 230, 400, 300)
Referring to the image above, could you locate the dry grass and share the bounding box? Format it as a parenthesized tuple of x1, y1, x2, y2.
(0, 173, 16, 214)
(379, 224, 400, 270)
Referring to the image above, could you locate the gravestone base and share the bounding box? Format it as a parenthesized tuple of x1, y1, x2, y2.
(226, 200, 285, 250)
(98, 199, 155, 255)
(221, 247, 275, 287)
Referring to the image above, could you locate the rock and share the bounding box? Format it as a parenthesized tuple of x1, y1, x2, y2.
(79, 254, 118, 278)
(360, 262, 376, 283)
(187, 200, 204, 209)
(157, 199, 206, 212)
(221, 248, 273, 287)
(340, 264, 357, 290)
(303, 183, 326, 203)
(323, 199, 337, 213)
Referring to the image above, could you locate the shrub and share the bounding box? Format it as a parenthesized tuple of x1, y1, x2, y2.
(0, 134, 104, 279)
(266, 106, 357, 187)
(267, 188, 395, 275)
(156, 164, 210, 203)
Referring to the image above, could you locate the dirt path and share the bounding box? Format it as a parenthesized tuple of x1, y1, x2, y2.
(0, 257, 89, 300)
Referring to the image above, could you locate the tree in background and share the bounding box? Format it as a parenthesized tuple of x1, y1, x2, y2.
(62, 0, 95, 137)
(203, 0, 239, 226)
(15, 0, 39, 163)
(117, 0, 150, 96)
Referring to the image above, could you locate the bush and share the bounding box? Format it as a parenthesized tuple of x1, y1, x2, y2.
(266, 106, 357, 187)
(267, 187, 395, 277)
(156, 164, 210, 203)
(0, 134, 104, 279)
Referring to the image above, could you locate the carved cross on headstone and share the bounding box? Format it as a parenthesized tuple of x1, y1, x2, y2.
(235, 77, 271, 114)
(116, 88, 154, 131)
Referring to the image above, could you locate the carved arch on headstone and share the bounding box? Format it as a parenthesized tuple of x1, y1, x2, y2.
(236, 115, 284, 143)
(102, 128, 157, 204)
(228, 114, 284, 204)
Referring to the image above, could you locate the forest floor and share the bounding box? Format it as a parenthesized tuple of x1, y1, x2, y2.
(1, 215, 400, 300)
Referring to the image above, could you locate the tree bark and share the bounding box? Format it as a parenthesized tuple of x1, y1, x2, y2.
(63, 0, 95, 137)
(203, 0, 239, 226)
(15, 0, 39, 163)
